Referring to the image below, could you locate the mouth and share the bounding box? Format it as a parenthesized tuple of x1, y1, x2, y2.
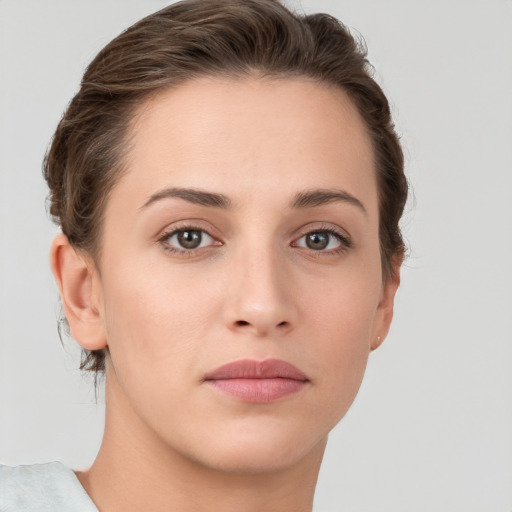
(203, 358, 310, 403)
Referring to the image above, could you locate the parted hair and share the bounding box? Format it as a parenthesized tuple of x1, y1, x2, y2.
(44, 0, 408, 374)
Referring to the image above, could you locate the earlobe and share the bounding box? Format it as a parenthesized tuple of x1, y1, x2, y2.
(50, 234, 107, 350)
(371, 261, 402, 351)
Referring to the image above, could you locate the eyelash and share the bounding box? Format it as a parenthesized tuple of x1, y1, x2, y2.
(158, 223, 219, 256)
(157, 224, 352, 256)
(292, 225, 352, 257)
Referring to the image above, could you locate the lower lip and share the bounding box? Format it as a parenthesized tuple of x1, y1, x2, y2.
(206, 378, 308, 403)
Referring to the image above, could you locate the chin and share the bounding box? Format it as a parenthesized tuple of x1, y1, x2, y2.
(173, 417, 329, 475)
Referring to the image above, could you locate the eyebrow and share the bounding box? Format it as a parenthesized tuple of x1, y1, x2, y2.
(140, 186, 366, 214)
(140, 187, 232, 209)
(290, 188, 367, 214)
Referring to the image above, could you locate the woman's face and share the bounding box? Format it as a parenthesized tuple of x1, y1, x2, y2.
(87, 77, 398, 472)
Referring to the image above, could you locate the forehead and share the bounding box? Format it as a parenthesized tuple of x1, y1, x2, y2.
(115, 76, 377, 214)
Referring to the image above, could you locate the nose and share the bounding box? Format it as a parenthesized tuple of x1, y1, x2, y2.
(223, 244, 298, 337)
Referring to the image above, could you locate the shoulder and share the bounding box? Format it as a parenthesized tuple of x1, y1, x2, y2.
(0, 462, 97, 512)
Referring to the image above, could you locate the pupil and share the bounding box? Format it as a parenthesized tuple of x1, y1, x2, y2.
(306, 232, 328, 250)
(177, 230, 202, 249)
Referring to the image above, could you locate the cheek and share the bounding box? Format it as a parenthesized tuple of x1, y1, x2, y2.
(301, 273, 380, 413)
(100, 258, 221, 387)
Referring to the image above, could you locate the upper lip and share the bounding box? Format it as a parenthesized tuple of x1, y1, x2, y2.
(204, 358, 309, 381)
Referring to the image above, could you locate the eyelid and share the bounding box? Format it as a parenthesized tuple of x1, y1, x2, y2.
(167, 229, 214, 249)
(157, 221, 222, 254)
(291, 223, 352, 253)
(155, 220, 352, 257)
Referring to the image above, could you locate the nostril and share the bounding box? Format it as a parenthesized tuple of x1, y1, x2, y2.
(232, 319, 291, 331)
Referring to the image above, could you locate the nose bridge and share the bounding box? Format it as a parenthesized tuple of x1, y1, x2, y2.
(225, 233, 296, 336)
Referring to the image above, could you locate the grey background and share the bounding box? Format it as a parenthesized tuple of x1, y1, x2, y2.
(1, 1, 511, 510)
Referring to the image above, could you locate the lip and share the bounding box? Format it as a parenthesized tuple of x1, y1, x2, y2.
(204, 358, 310, 403)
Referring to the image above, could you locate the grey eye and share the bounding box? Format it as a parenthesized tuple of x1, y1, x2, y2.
(305, 232, 329, 250)
(295, 231, 342, 251)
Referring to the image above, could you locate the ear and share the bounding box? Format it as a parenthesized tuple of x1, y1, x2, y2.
(370, 259, 402, 351)
(50, 234, 107, 350)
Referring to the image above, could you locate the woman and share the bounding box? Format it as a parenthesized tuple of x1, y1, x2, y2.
(0, 0, 407, 510)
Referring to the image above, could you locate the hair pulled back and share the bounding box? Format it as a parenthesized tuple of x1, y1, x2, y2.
(44, 0, 408, 374)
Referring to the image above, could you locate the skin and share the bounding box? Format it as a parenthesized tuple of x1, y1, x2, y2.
(51, 77, 400, 512)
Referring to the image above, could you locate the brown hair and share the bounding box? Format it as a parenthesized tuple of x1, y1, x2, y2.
(44, 0, 408, 374)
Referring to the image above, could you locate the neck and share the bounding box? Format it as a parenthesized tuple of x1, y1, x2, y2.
(77, 369, 326, 512)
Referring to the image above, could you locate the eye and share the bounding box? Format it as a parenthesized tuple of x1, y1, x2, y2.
(293, 229, 350, 253)
(160, 227, 218, 253)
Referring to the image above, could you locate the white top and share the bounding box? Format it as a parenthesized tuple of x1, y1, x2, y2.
(0, 462, 97, 511)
